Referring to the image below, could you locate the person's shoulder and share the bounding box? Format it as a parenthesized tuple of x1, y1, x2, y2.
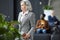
(48, 15, 51, 18)
(48, 15, 51, 16)
(19, 12, 22, 15)
(29, 11, 35, 15)
(29, 11, 35, 17)
(37, 20, 41, 22)
(44, 20, 48, 22)
(19, 12, 22, 14)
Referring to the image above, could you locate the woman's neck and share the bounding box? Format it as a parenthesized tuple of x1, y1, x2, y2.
(22, 10, 27, 14)
(51, 15, 54, 17)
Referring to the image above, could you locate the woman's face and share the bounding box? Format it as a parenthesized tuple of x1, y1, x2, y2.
(21, 2, 27, 12)
(51, 10, 55, 16)
(40, 14, 43, 19)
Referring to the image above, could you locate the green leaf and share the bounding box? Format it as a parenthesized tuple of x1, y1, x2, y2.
(43, 5, 53, 10)
(0, 13, 21, 39)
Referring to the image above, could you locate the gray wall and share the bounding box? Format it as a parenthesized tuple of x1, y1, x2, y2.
(51, 0, 60, 20)
(0, 0, 14, 21)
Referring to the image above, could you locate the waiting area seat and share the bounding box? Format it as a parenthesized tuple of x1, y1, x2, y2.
(33, 34, 60, 40)
(33, 34, 51, 40)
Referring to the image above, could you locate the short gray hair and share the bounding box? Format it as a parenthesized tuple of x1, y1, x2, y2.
(20, 0, 32, 11)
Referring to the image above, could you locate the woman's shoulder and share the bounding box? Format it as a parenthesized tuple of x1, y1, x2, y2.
(37, 20, 41, 22)
(28, 11, 35, 17)
(29, 11, 35, 15)
(19, 12, 22, 14)
(18, 12, 23, 15)
(48, 15, 51, 17)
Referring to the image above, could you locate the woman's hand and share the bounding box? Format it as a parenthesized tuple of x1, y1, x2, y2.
(23, 33, 31, 39)
(26, 33, 31, 38)
(22, 33, 26, 37)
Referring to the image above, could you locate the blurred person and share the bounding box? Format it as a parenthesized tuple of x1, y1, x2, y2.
(48, 10, 60, 33)
(18, 0, 35, 40)
(48, 10, 59, 27)
(35, 14, 49, 34)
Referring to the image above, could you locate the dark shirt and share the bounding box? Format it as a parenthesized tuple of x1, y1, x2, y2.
(48, 15, 58, 22)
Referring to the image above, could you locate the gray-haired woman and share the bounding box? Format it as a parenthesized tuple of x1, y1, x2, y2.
(18, 0, 35, 40)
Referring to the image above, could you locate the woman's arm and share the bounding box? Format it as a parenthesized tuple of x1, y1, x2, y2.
(18, 12, 23, 35)
(18, 13, 21, 22)
(36, 20, 40, 28)
(27, 13, 35, 34)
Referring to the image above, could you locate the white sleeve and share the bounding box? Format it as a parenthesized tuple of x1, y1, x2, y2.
(18, 13, 21, 22)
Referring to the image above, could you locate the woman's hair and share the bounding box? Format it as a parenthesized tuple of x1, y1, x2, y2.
(20, 0, 32, 11)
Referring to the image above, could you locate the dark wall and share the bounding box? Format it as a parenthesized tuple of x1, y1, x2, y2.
(30, 0, 48, 22)
(14, 0, 21, 20)
(0, 0, 48, 22)
(14, 0, 48, 22)
(0, 0, 14, 21)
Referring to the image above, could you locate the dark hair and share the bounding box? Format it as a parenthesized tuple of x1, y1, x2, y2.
(41, 14, 45, 17)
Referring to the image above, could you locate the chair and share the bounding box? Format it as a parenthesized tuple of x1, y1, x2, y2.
(33, 34, 51, 40)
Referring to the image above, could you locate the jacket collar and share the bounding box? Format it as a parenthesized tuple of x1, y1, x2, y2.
(21, 10, 29, 16)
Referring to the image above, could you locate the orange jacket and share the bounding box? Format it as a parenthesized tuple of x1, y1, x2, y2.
(36, 20, 49, 30)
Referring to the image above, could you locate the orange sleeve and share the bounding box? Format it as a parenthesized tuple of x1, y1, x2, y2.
(45, 21, 49, 30)
(36, 20, 40, 28)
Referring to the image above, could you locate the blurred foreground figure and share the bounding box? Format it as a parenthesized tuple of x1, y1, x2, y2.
(18, 0, 35, 40)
